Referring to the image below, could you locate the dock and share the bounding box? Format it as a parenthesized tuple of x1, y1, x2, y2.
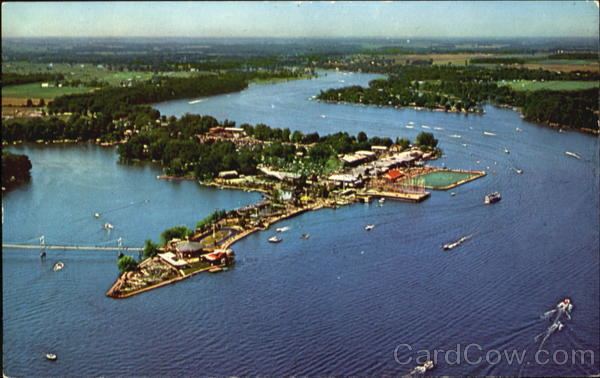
(359, 190, 430, 202)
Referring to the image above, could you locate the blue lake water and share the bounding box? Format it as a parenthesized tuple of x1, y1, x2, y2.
(3, 71, 599, 376)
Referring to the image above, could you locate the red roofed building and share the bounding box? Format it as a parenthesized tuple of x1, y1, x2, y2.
(385, 169, 402, 182)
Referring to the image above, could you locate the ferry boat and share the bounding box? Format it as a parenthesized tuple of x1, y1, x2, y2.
(53, 262, 64, 272)
(442, 235, 471, 251)
(565, 151, 581, 160)
(484, 192, 502, 204)
(268, 236, 282, 243)
(364, 224, 375, 231)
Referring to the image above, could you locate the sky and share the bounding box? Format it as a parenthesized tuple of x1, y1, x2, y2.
(2, 1, 599, 39)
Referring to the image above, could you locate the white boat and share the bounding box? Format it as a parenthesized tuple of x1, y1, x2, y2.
(103, 223, 114, 230)
(378, 198, 385, 204)
(364, 224, 375, 231)
(504, 148, 510, 154)
(485, 192, 502, 204)
(320, 114, 326, 118)
(301, 233, 310, 240)
(268, 236, 282, 243)
(483, 131, 496, 136)
(433, 127, 444, 131)
(53, 262, 64, 272)
(516, 127, 523, 132)
(94, 212, 101, 218)
(187, 99, 204, 104)
(276, 226, 290, 233)
(514, 168, 524, 174)
(450, 192, 456, 196)
(421, 125, 431, 129)
(442, 235, 472, 251)
(558, 129, 564, 133)
(46, 353, 57, 361)
(449, 134, 462, 138)
(565, 151, 581, 160)
(405, 125, 414, 129)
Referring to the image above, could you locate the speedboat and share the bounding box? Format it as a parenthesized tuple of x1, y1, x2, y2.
(565, 151, 581, 160)
(504, 148, 510, 154)
(364, 224, 375, 231)
(301, 233, 310, 240)
(405, 125, 414, 129)
(268, 236, 282, 243)
(450, 192, 456, 197)
(514, 168, 523, 174)
(209, 266, 223, 273)
(378, 198, 385, 204)
(483, 131, 496, 136)
(449, 134, 462, 138)
(104, 223, 114, 230)
(484, 192, 502, 204)
(94, 212, 101, 218)
(516, 127, 523, 132)
(442, 235, 471, 251)
(46, 353, 57, 361)
(53, 262, 64, 272)
(276, 226, 290, 233)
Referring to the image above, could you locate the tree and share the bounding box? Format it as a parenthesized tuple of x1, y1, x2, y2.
(117, 255, 138, 274)
(357, 131, 368, 143)
(160, 225, 191, 244)
(26, 99, 34, 107)
(415, 132, 438, 149)
(143, 239, 159, 259)
(396, 137, 410, 151)
(38, 98, 46, 107)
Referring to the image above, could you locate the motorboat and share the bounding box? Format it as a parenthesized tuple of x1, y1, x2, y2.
(405, 125, 414, 129)
(209, 266, 223, 273)
(411, 360, 434, 374)
(504, 148, 510, 154)
(378, 198, 385, 204)
(450, 192, 456, 197)
(442, 235, 471, 251)
(364, 224, 375, 231)
(103, 223, 114, 230)
(268, 236, 282, 243)
(53, 262, 64, 272)
(449, 134, 462, 138)
(301, 233, 310, 240)
(513, 168, 523, 174)
(565, 151, 581, 160)
(276, 226, 290, 233)
(94, 212, 101, 218)
(46, 353, 57, 361)
(516, 127, 523, 132)
(485, 192, 502, 204)
(483, 131, 497, 136)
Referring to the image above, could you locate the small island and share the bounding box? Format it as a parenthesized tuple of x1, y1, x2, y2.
(2, 151, 32, 191)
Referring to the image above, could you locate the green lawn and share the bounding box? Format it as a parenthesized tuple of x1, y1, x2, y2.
(500, 80, 598, 92)
(181, 260, 211, 276)
(2, 83, 94, 99)
(3, 61, 196, 87)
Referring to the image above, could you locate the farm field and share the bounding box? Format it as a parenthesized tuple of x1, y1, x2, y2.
(499, 80, 598, 92)
(2, 83, 94, 100)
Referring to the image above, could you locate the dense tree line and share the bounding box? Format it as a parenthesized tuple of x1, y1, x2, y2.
(2, 72, 65, 86)
(470, 57, 526, 64)
(547, 52, 597, 60)
(2, 152, 32, 190)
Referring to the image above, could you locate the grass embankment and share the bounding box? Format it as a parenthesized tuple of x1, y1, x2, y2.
(500, 80, 598, 92)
